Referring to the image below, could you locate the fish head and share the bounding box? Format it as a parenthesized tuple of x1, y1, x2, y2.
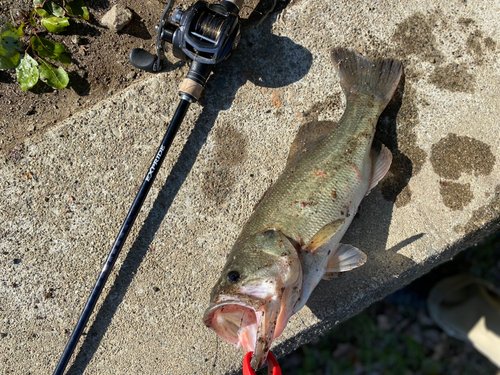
(204, 229, 302, 370)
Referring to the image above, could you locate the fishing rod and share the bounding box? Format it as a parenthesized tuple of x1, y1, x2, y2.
(53, 1, 241, 373)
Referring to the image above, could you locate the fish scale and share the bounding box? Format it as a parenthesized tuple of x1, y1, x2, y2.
(240, 96, 383, 247)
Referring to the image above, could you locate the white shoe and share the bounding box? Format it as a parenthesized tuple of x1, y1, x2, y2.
(427, 274, 500, 368)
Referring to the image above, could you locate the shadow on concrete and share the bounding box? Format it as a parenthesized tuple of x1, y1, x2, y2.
(387, 233, 425, 253)
(65, 3, 312, 374)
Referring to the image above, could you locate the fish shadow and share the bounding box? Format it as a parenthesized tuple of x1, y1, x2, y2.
(64, 3, 312, 374)
(270, 70, 423, 357)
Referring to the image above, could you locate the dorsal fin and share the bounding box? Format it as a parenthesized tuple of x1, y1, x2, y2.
(286, 121, 338, 168)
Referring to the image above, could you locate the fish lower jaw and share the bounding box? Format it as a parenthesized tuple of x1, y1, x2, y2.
(204, 300, 264, 353)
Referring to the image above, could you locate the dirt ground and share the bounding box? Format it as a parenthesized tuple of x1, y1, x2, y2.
(0, 0, 277, 154)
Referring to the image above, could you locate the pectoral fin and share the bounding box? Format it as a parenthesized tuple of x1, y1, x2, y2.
(322, 243, 367, 280)
(302, 218, 345, 253)
(367, 144, 392, 195)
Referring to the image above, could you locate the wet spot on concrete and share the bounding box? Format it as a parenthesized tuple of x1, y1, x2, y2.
(466, 30, 485, 58)
(455, 185, 500, 234)
(484, 37, 496, 51)
(390, 13, 499, 93)
(202, 169, 237, 204)
(429, 63, 475, 93)
(430, 133, 495, 180)
(393, 82, 427, 177)
(458, 19, 497, 63)
(439, 181, 473, 211)
(464, 29, 497, 65)
(392, 12, 444, 64)
(202, 124, 248, 205)
(456, 17, 498, 67)
(213, 125, 248, 167)
(458, 18, 476, 27)
(394, 185, 412, 208)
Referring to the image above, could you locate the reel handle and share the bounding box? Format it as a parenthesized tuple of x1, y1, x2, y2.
(129, 48, 157, 72)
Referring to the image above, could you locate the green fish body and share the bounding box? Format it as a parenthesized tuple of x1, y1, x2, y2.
(204, 48, 403, 370)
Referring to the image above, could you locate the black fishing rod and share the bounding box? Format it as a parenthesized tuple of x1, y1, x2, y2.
(53, 1, 242, 373)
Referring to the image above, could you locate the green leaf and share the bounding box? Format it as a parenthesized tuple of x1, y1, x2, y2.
(35, 8, 51, 17)
(41, 16, 69, 33)
(34, 0, 65, 18)
(65, 0, 89, 20)
(0, 53, 21, 69)
(16, 54, 39, 90)
(31, 36, 71, 65)
(1, 23, 24, 54)
(1, 23, 24, 39)
(30, 10, 38, 27)
(47, 2, 65, 18)
(0, 23, 24, 69)
(38, 59, 68, 88)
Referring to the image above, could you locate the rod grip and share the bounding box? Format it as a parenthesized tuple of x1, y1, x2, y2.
(179, 78, 204, 101)
(179, 60, 212, 102)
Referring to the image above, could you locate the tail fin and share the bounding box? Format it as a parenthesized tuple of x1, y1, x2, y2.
(331, 48, 402, 104)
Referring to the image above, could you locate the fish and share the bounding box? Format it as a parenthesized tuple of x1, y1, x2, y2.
(203, 48, 403, 370)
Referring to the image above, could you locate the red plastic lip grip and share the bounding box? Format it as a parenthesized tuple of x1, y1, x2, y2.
(243, 351, 282, 375)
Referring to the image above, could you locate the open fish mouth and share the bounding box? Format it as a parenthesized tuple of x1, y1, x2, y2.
(204, 230, 303, 369)
(204, 296, 280, 370)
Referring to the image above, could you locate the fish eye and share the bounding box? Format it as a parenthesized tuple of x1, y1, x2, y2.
(227, 271, 240, 283)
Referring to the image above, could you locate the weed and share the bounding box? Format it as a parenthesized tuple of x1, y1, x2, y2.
(0, 0, 89, 90)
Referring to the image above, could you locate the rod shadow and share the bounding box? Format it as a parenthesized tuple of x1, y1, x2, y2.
(65, 3, 312, 374)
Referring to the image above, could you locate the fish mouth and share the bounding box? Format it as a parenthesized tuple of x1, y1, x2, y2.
(204, 296, 280, 370)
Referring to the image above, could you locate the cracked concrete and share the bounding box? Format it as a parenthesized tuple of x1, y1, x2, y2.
(1, 0, 500, 373)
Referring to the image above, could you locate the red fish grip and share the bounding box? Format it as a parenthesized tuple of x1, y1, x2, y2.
(243, 351, 282, 375)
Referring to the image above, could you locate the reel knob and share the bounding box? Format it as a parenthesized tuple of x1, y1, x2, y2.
(129, 48, 158, 72)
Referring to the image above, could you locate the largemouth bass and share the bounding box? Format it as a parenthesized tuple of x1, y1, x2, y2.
(204, 48, 403, 370)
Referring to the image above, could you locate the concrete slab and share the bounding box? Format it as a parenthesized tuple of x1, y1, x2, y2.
(1, 0, 499, 374)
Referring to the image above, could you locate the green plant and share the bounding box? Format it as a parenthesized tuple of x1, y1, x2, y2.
(0, 0, 89, 90)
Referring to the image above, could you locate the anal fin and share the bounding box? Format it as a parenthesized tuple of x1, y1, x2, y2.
(322, 243, 367, 280)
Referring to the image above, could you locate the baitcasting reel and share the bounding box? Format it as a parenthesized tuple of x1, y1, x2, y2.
(130, 0, 242, 102)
